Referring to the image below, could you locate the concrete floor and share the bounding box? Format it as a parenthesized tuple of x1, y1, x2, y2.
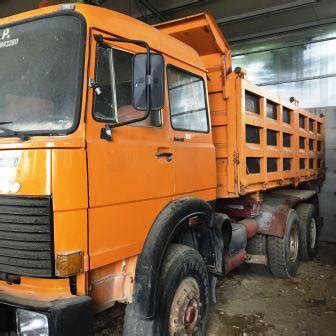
(94, 242, 336, 335)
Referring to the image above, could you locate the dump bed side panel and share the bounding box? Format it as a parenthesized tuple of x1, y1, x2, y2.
(225, 72, 325, 196)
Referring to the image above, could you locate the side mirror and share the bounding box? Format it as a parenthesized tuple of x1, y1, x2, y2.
(132, 53, 164, 111)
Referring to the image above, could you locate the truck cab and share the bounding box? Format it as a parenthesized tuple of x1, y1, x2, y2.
(0, 4, 217, 335)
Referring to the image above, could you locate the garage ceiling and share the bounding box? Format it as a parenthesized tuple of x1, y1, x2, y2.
(0, 0, 336, 42)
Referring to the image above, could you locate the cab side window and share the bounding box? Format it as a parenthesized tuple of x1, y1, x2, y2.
(167, 66, 209, 133)
(93, 46, 161, 127)
(94, 46, 115, 121)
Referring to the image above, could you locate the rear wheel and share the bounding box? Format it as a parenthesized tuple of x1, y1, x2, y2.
(296, 203, 318, 261)
(267, 209, 300, 278)
(246, 234, 270, 275)
(156, 244, 209, 335)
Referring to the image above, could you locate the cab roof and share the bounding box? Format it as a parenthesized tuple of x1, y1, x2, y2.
(0, 4, 205, 71)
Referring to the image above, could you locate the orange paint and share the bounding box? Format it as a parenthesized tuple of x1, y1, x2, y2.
(89, 256, 137, 312)
(0, 276, 72, 302)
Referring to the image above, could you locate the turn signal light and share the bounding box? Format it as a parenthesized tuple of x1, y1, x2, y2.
(55, 251, 83, 277)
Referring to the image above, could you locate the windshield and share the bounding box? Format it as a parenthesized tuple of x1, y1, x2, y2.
(0, 14, 84, 135)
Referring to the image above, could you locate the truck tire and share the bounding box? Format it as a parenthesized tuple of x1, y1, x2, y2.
(295, 203, 318, 261)
(156, 244, 209, 335)
(123, 244, 209, 336)
(124, 302, 158, 335)
(267, 209, 300, 278)
(246, 234, 270, 275)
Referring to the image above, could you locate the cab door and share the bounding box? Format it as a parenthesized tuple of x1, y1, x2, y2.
(86, 33, 174, 269)
(166, 65, 217, 200)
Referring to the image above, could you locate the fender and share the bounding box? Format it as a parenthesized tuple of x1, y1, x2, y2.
(256, 190, 317, 238)
(255, 196, 290, 238)
(131, 197, 213, 319)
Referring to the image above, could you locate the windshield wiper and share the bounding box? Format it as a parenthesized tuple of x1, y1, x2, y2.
(0, 126, 30, 141)
(0, 121, 13, 125)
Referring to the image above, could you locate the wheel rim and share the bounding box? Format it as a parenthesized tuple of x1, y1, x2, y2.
(289, 226, 299, 262)
(169, 277, 201, 335)
(309, 218, 317, 249)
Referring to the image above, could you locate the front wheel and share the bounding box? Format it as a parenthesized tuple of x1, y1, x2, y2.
(156, 244, 210, 335)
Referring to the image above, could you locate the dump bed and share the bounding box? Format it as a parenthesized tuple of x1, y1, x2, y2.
(226, 74, 325, 196)
(156, 13, 325, 198)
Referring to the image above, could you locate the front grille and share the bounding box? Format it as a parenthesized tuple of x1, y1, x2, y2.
(0, 196, 53, 277)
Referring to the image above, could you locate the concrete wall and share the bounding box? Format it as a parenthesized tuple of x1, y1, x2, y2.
(310, 107, 336, 242)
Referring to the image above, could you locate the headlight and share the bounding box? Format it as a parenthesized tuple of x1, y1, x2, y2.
(16, 309, 49, 336)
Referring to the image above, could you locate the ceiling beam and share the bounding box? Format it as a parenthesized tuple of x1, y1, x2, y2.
(137, 0, 167, 22)
(228, 17, 336, 43)
(217, 0, 320, 25)
(134, 0, 208, 20)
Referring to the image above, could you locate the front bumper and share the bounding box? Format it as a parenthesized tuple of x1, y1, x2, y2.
(0, 293, 93, 336)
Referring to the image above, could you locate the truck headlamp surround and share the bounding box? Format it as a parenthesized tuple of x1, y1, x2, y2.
(16, 308, 49, 336)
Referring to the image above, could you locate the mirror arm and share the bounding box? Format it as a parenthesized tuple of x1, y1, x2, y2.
(88, 78, 102, 95)
(145, 45, 151, 113)
(107, 114, 149, 129)
(100, 124, 112, 141)
(94, 34, 152, 116)
(94, 34, 150, 55)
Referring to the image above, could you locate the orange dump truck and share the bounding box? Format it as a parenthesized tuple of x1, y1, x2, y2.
(0, 4, 325, 336)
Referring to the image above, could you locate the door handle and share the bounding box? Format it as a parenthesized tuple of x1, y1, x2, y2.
(155, 151, 173, 162)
